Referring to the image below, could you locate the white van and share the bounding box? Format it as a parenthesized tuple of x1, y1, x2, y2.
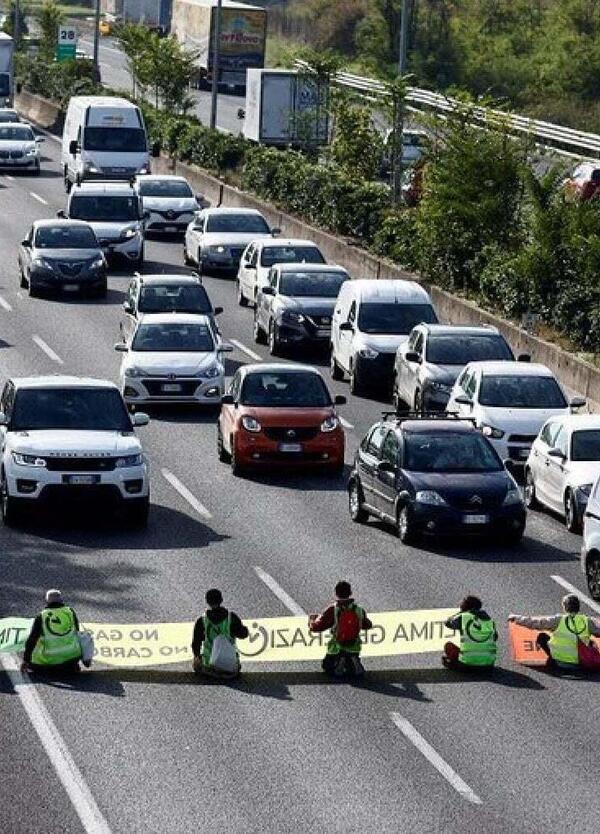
(61, 96, 150, 191)
(330, 279, 437, 395)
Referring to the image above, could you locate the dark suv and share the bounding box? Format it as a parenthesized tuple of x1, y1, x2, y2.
(348, 414, 526, 545)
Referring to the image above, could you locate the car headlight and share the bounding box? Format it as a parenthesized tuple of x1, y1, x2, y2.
(358, 347, 379, 359)
(31, 257, 54, 271)
(137, 165, 150, 175)
(25, 144, 38, 157)
(198, 365, 222, 379)
(415, 490, 448, 506)
(481, 424, 505, 439)
(208, 245, 227, 255)
(91, 256, 105, 269)
(12, 452, 46, 467)
(115, 453, 143, 468)
(120, 227, 139, 240)
(502, 486, 524, 506)
(124, 366, 145, 378)
(83, 161, 100, 173)
(578, 483, 593, 497)
(241, 415, 261, 433)
(427, 381, 452, 393)
(282, 310, 305, 324)
(321, 415, 339, 432)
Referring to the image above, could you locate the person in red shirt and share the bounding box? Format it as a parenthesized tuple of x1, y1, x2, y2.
(309, 581, 372, 677)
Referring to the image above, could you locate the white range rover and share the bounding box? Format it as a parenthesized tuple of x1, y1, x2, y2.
(0, 376, 150, 527)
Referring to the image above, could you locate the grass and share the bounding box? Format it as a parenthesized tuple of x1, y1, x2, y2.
(265, 34, 306, 69)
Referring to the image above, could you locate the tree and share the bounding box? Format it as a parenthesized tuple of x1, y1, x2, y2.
(35, 1, 65, 62)
(2, 0, 29, 39)
(330, 95, 383, 180)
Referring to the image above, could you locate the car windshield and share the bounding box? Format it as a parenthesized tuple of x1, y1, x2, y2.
(138, 180, 193, 198)
(70, 195, 140, 222)
(240, 371, 331, 407)
(84, 127, 147, 152)
(132, 322, 214, 353)
(10, 388, 132, 432)
(405, 432, 502, 473)
(571, 430, 600, 462)
(426, 335, 513, 365)
(0, 125, 34, 141)
(206, 214, 270, 233)
(138, 284, 211, 314)
(0, 111, 18, 123)
(279, 271, 348, 298)
(35, 226, 98, 249)
(479, 375, 567, 408)
(358, 302, 437, 335)
(261, 245, 324, 267)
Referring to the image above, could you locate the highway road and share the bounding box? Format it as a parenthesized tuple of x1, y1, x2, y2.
(0, 130, 599, 834)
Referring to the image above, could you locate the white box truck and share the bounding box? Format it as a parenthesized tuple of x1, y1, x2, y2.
(61, 96, 150, 190)
(0, 34, 14, 107)
(243, 69, 329, 146)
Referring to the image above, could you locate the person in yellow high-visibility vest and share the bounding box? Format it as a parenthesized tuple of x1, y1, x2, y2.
(21, 590, 82, 675)
(509, 594, 600, 669)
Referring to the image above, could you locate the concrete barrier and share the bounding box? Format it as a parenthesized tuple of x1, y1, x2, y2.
(15, 90, 63, 133)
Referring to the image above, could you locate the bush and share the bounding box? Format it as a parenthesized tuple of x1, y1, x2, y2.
(372, 210, 420, 269)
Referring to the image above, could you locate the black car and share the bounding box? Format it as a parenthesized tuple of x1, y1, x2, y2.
(348, 414, 526, 544)
(254, 263, 350, 355)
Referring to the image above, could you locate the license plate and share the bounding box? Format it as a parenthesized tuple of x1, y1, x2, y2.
(316, 329, 330, 337)
(518, 448, 529, 459)
(63, 284, 79, 292)
(165, 226, 178, 233)
(463, 514, 489, 525)
(161, 383, 181, 392)
(279, 442, 302, 453)
(64, 474, 98, 485)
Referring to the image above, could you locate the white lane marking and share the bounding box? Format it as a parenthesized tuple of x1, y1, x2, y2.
(0, 294, 12, 311)
(32, 335, 64, 364)
(16, 291, 24, 299)
(28, 124, 61, 144)
(0, 653, 113, 834)
(230, 339, 262, 362)
(29, 191, 48, 205)
(390, 712, 482, 805)
(339, 416, 354, 430)
(161, 468, 212, 520)
(254, 566, 306, 615)
(551, 575, 600, 616)
(5, 174, 14, 180)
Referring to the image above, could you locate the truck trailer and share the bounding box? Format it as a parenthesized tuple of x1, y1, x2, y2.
(100, 0, 171, 34)
(171, 0, 266, 91)
(0, 34, 14, 107)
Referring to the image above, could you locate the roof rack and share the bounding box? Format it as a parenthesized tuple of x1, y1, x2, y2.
(382, 410, 476, 425)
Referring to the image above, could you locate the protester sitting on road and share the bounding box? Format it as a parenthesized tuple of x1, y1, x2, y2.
(21, 589, 83, 675)
(509, 594, 600, 669)
(192, 589, 249, 678)
(443, 595, 498, 670)
(309, 581, 372, 678)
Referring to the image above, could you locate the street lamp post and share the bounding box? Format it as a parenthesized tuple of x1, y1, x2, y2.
(14, 0, 20, 47)
(398, 0, 411, 75)
(93, 0, 101, 82)
(209, 0, 222, 130)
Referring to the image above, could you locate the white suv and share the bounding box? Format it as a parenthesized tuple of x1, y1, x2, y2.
(582, 476, 600, 599)
(0, 377, 150, 527)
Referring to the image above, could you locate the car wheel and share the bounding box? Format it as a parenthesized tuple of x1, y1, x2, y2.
(524, 469, 539, 510)
(396, 505, 419, 545)
(64, 170, 71, 193)
(586, 552, 600, 600)
(93, 279, 108, 299)
(197, 250, 203, 274)
(392, 379, 407, 413)
(135, 247, 144, 269)
(183, 245, 192, 266)
(230, 440, 245, 478)
(503, 525, 525, 546)
(29, 281, 40, 298)
(19, 266, 27, 289)
(330, 351, 343, 381)
(414, 389, 423, 414)
(268, 321, 281, 356)
(565, 489, 582, 533)
(217, 424, 230, 463)
(237, 281, 248, 307)
(1, 473, 22, 527)
(32, 162, 40, 176)
(349, 479, 369, 523)
(253, 311, 266, 344)
(349, 360, 364, 396)
(126, 496, 149, 529)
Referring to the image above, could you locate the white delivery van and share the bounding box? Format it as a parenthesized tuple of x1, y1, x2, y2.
(61, 96, 150, 191)
(330, 279, 437, 395)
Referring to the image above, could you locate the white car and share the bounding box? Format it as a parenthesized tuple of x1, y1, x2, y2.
(136, 175, 201, 235)
(0, 123, 43, 173)
(116, 313, 232, 406)
(447, 361, 586, 466)
(184, 207, 278, 277)
(582, 475, 600, 599)
(0, 376, 150, 527)
(525, 415, 600, 532)
(236, 238, 325, 307)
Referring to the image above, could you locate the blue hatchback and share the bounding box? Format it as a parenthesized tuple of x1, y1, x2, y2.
(349, 415, 526, 545)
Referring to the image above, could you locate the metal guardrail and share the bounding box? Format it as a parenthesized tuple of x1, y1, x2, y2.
(295, 60, 600, 159)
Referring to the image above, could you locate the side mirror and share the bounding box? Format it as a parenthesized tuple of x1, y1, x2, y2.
(503, 459, 515, 474)
(262, 286, 275, 296)
(334, 395, 347, 406)
(377, 460, 396, 475)
(219, 343, 234, 353)
(339, 321, 354, 332)
(56, 210, 66, 219)
(213, 306, 223, 316)
(21, 239, 30, 247)
(547, 447, 566, 460)
(35, 135, 44, 143)
(221, 394, 234, 405)
(246, 262, 256, 270)
(271, 227, 281, 236)
(405, 351, 421, 363)
(195, 194, 204, 204)
(0, 411, 7, 426)
(455, 395, 472, 407)
(69, 139, 78, 156)
(122, 301, 133, 314)
(132, 412, 149, 427)
(114, 342, 128, 352)
(517, 353, 531, 362)
(570, 396, 586, 410)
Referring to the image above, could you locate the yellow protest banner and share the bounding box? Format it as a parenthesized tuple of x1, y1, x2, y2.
(84, 608, 457, 668)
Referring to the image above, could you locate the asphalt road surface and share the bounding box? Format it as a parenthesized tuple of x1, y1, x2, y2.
(0, 128, 599, 834)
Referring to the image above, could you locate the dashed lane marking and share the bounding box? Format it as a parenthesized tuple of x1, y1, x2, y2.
(161, 468, 212, 520)
(0, 295, 12, 311)
(5, 174, 14, 180)
(32, 335, 63, 364)
(230, 339, 262, 362)
(0, 653, 113, 834)
(29, 191, 48, 205)
(390, 712, 482, 805)
(254, 566, 306, 616)
(551, 575, 600, 616)
(339, 416, 354, 430)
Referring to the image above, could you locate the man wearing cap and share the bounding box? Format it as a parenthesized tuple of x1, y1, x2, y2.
(509, 594, 600, 669)
(309, 581, 372, 677)
(20, 590, 83, 674)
